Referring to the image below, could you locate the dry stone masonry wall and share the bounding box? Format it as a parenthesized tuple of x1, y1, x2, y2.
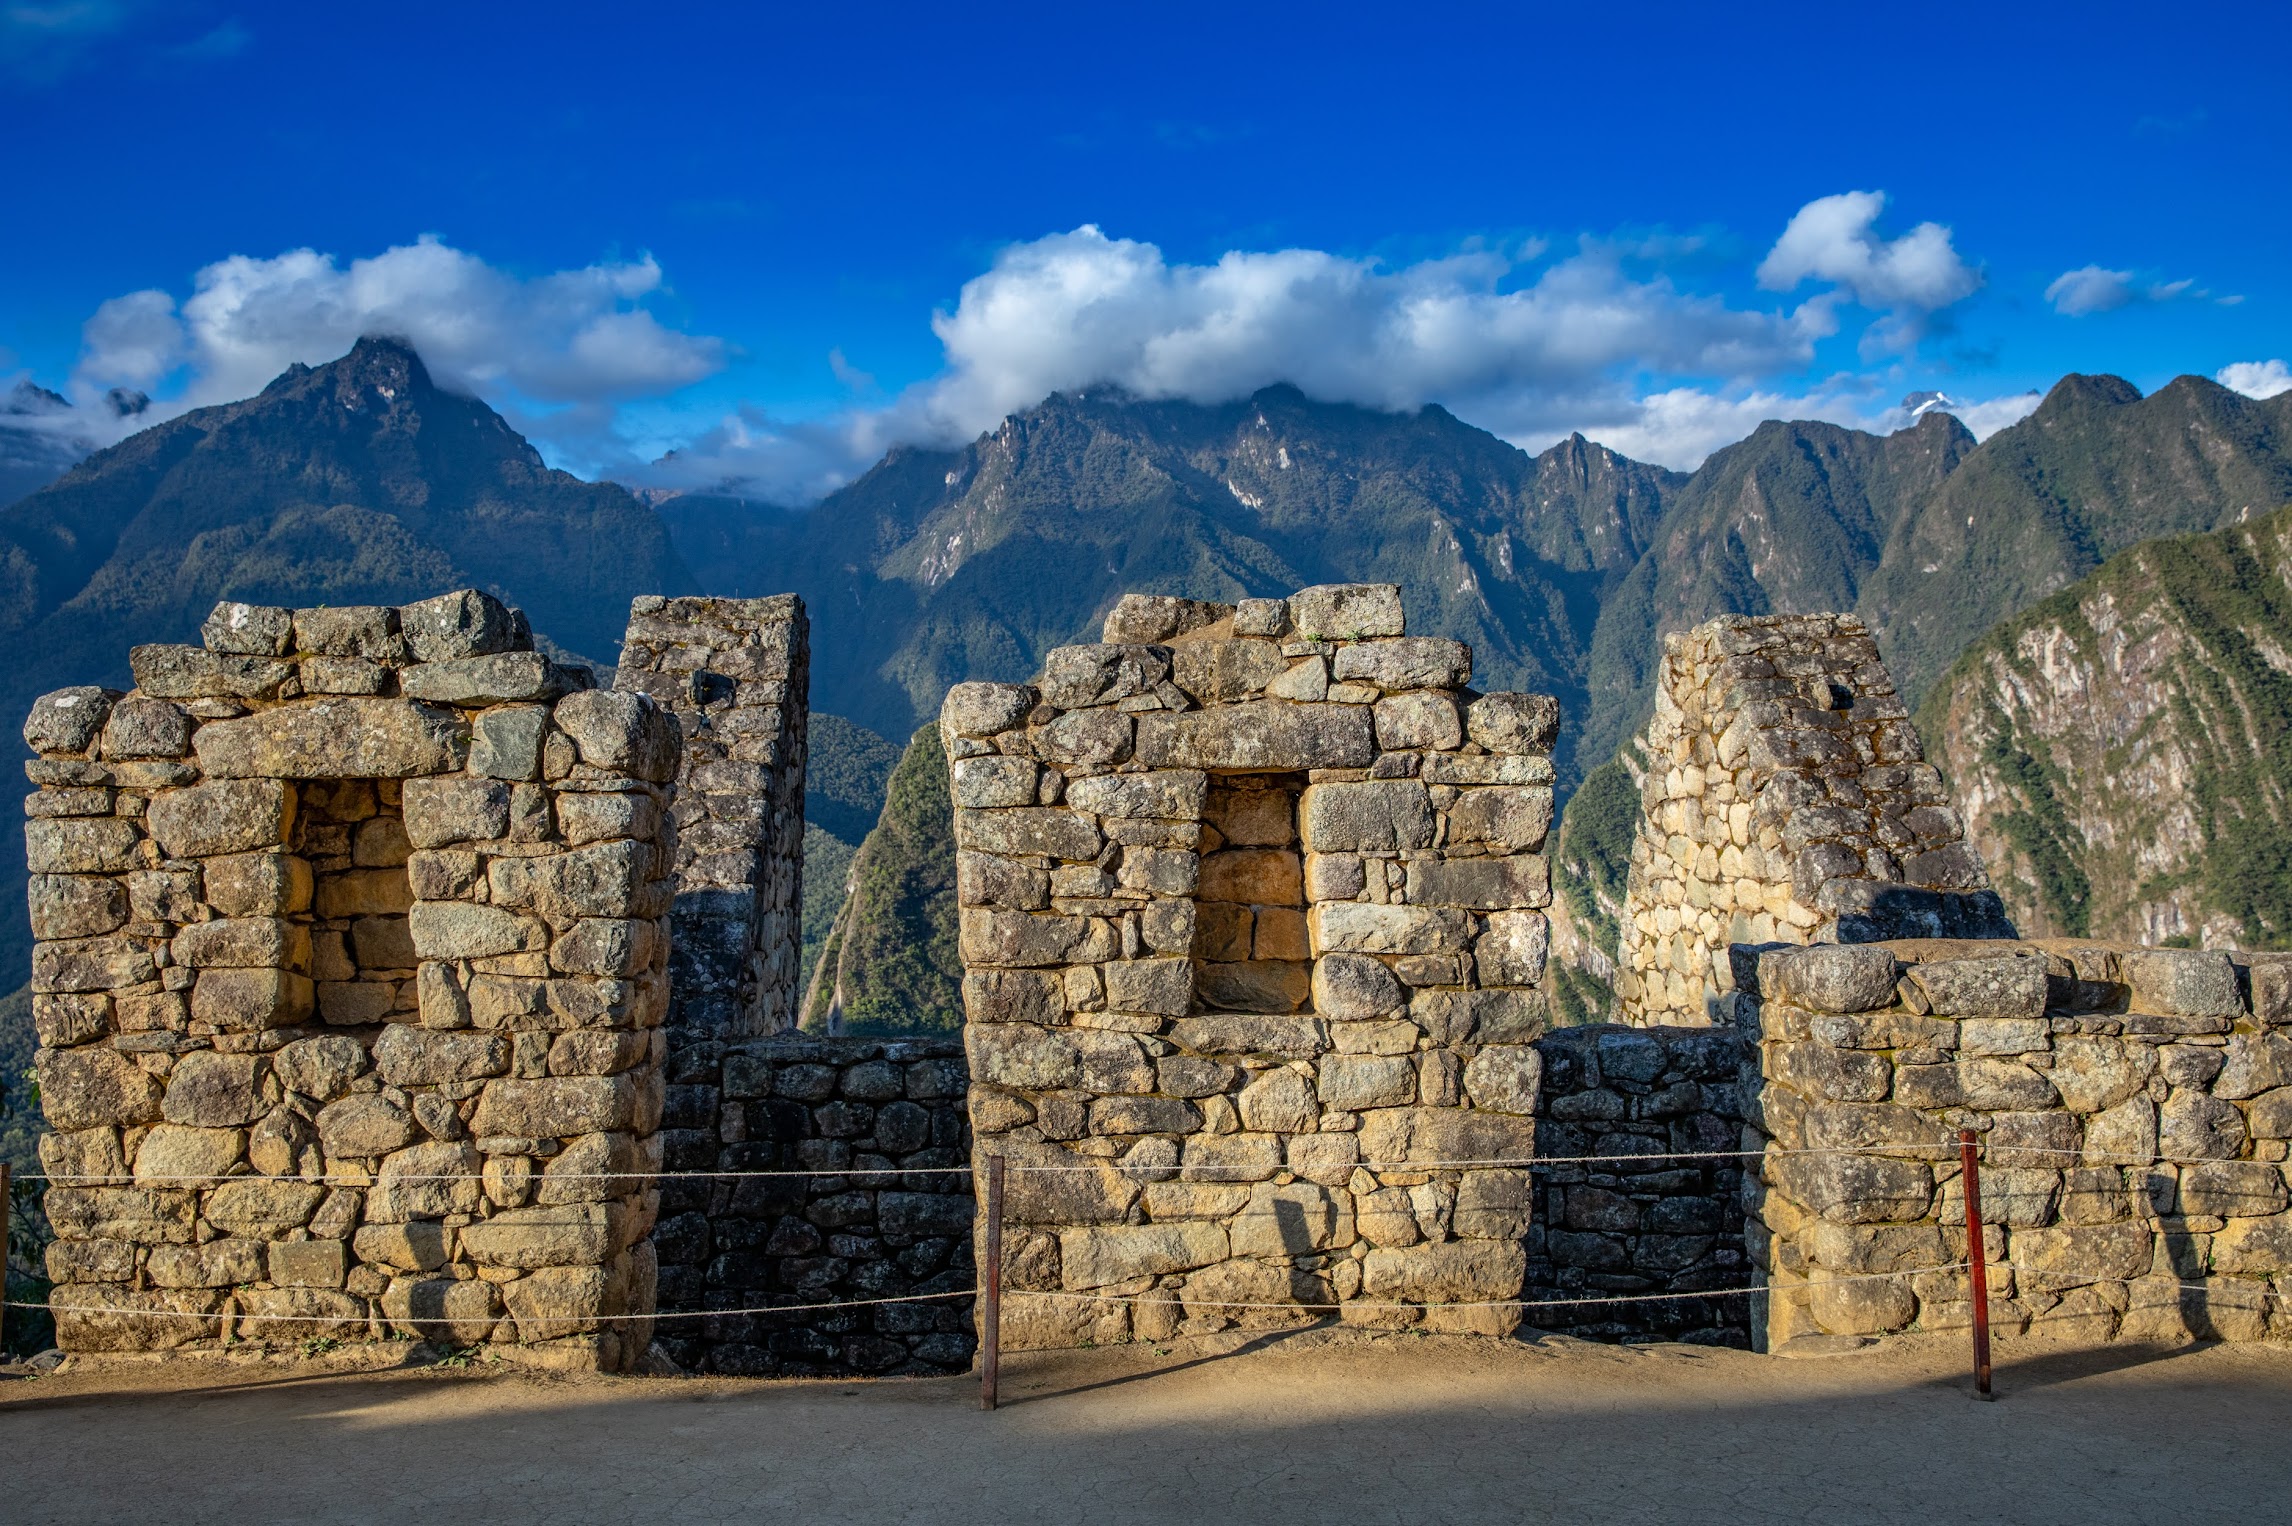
(612, 596, 809, 1044)
(26, 590, 679, 1370)
(1619, 615, 2014, 1028)
(1747, 940, 2292, 1348)
(943, 585, 1566, 1345)
(653, 1035, 974, 1375)
(1523, 1024, 1749, 1343)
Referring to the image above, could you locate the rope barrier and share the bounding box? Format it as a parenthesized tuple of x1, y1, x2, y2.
(3, 1289, 978, 1323)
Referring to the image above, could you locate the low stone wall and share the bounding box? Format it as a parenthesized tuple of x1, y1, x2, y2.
(1524, 1024, 1750, 1344)
(1746, 938, 2292, 1348)
(653, 1035, 975, 1375)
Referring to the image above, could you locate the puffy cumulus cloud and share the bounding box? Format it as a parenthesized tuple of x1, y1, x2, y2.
(2219, 359, 2292, 400)
(2045, 264, 2199, 317)
(900, 226, 1820, 443)
(1756, 192, 1981, 356)
(73, 235, 723, 415)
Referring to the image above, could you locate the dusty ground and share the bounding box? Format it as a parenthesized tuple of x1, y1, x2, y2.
(5, 1330, 2288, 1524)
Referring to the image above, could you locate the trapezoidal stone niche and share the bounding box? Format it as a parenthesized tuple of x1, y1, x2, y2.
(1616, 614, 2015, 1028)
(944, 584, 1562, 1346)
(611, 595, 809, 1043)
(24, 590, 678, 1371)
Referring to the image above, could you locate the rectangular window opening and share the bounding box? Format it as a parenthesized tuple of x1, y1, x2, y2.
(1191, 771, 1309, 1013)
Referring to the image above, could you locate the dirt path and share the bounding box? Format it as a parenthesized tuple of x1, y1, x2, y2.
(5, 1331, 2288, 1524)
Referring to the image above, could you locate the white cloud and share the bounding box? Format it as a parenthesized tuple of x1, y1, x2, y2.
(1501, 382, 2042, 470)
(899, 226, 1817, 445)
(1756, 191, 1981, 344)
(2219, 359, 2292, 399)
(2045, 264, 2204, 316)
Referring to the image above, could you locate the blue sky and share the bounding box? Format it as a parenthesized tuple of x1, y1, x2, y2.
(3, 0, 2287, 496)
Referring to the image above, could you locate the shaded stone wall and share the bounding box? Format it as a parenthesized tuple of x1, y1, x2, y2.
(1746, 939, 2292, 1349)
(1618, 615, 2013, 1028)
(28, 591, 677, 1371)
(653, 1034, 974, 1375)
(945, 585, 1564, 1346)
(1523, 1024, 1749, 1344)
(613, 595, 808, 1045)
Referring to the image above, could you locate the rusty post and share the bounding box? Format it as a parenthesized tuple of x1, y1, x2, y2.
(980, 1153, 1004, 1411)
(1, 1160, 12, 1352)
(1960, 1128, 1993, 1400)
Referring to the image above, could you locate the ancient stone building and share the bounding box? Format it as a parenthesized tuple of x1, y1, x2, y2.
(611, 595, 809, 1043)
(1616, 615, 2014, 1027)
(25, 591, 678, 1369)
(942, 585, 1562, 1344)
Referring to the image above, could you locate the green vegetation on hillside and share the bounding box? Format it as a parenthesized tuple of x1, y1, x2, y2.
(1921, 501, 2292, 947)
(803, 725, 962, 1033)
(1553, 758, 1638, 957)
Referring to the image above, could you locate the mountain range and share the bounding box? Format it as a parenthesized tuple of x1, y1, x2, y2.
(4, 335, 2290, 1015)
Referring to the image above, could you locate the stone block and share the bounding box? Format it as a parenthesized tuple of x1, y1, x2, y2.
(1408, 988, 1548, 1045)
(1311, 952, 1406, 1020)
(1465, 693, 1558, 755)
(401, 652, 573, 706)
(1102, 957, 1193, 1016)
(962, 968, 1065, 1025)
(470, 705, 551, 780)
(299, 657, 391, 695)
(1064, 769, 1209, 820)
(201, 601, 295, 656)
(1360, 1240, 1525, 1301)
(174, 916, 310, 971)
(130, 646, 293, 701)
(554, 690, 680, 782)
(940, 682, 1037, 738)
(951, 755, 1041, 808)
(1761, 945, 1899, 1014)
(1768, 1153, 1932, 1223)
(24, 687, 116, 755)
(403, 776, 511, 847)
(27, 875, 128, 941)
(1319, 1053, 1416, 1109)
(1311, 902, 1470, 956)
(2121, 948, 2243, 1018)
(1059, 1221, 1228, 1289)
(458, 1203, 628, 1268)
(101, 697, 193, 759)
(504, 1264, 618, 1340)
(147, 1238, 267, 1289)
(2214, 1033, 2292, 1100)
(1298, 780, 1434, 853)
(204, 1178, 325, 1237)
(1236, 1068, 1317, 1132)
(1373, 692, 1462, 751)
(1331, 637, 1470, 691)
(954, 807, 1102, 861)
(410, 902, 548, 960)
(1134, 701, 1375, 771)
(1445, 786, 1553, 853)
(131, 1124, 243, 1184)
(161, 1052, 272, 1127)
(205, 851, 315, 917)
(382, 1277, 501, 1343)
(1476, 911, 1550, 987)
(1170, 638, 1287, 704)
(33, 934, 156, 994)
(375, 1024, 510, 1086)
(960, 908, 1115, 967)
(1030, 709, 1135, 766)
(1905, 955, 2047, 1020)
(272, 1034, 369, 1101)
(1403, 855, 1548, 909)
(1461, 1045, 1541, 1115)
(1356, 1105, 1536, 1167)
(354, 1221, 451, 1272)
(474, 1075, 649, 1137)
(268, 1238, 348, 1289)
(25, 818, 140, 876)
(294, 605, 405, 660)
(400, 589, 523, 662)
(1288, 584, 1404, 640)
(2010, 1221, 2154, 1286)
(193, 698, 468, 778)
(2159, 1093, 2246, 1160)
(1039, 644, 1172, 709)
(1196, 960, 1311, 1012)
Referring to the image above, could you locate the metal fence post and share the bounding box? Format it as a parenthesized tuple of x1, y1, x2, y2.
(980, 1154, 1003, 1411)
(1, 1160, 12, 1353)
(1960, 1129, 1993, 1400)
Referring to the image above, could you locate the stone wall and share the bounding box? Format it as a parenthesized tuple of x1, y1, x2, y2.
(1523, 1024, 1750, 1344)
(1746, 939, 2292, 1348)
(944, 585, 1565, 1346)
(1618, 615, 2014, 1028)
(612, 596, 809, 1044)
(652, 1035, 973, 1375)
(27, 591, 678, 1370)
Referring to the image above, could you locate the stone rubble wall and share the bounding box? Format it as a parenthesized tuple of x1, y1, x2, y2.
(1746, 938, 2292, 1348)
(944, 585, 1565, 1346)
(1524, 1024, 1749, 1344)
(26, 591, 679, 1370)
(613, 596, 809, 1044)
(1619, 615, 2014, 1029)
(652, 1035, 974, 1375)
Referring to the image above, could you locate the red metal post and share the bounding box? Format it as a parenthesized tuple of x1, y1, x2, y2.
(980, 1154, 1004, 1411)
(1959, 1129, 1993, 1400)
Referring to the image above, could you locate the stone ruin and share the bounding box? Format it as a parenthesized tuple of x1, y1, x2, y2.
(941, 585, 1563, 1343)
(22, 585, 2292, 1369)
(1616, 614, 2015, 1027)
